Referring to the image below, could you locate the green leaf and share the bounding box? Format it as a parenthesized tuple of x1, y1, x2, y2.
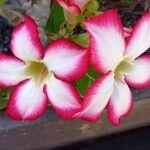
(71, 33, 89, 48)
(0, 98, 8, 110)
(74, 67, 101, 97)
(0, 88, 12, 110)
(0, 0, 6, 4)
(45, 1, 65, 34)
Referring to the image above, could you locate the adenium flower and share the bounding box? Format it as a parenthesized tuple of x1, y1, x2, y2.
(56, 0, 90, 14)
(56, 0, 91, 25)
(78, 10, 150, 126)
(0, 16, 88, 120)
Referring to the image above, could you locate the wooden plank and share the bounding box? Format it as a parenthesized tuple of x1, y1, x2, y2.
(70, 126, 150, 150)
(0, 98, 150, 150)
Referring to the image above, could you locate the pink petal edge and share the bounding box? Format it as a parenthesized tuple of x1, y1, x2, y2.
(7, 80, 48, 120)
(107, 81, 133, 126)
(56, 0, 81, 14)
(78, 72, 114, 122)
(125, 11, 150, 60)
(10, 15, 44, 61)
(125, 54, 150, 88)
(107, 82, 133, 126)
(84, 9, 125, 73)
(0, 53, 25, 88)
(44, 75, 82, 119)
(44, 38, 88, 81)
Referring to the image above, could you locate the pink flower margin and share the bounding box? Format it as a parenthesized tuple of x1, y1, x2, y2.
(0, 9, 149, 127)
(77, 9, 150, 126)
(56, 0, 90, 14)
(0, 16, 88, 120)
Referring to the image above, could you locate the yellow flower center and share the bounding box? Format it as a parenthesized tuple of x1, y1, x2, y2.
(114, 59, 133, 80)
(25, 60, 50, 85)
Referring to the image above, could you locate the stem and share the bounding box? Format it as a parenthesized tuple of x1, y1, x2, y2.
(66, 23, 76, 37)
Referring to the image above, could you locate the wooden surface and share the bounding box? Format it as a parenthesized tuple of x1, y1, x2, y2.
(0, 98, 150, 150)
(69, 126, 150, 150)
(0, 87, 149, 130)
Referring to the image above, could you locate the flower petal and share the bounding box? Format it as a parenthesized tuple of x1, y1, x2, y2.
(125, 12, 150, 60)
(10, 15, 43, 62)
(44, 38, 88, 81)
(44, 75, 81, 119)
(73, 0, 90, 9)
(56, 0, 81, 14)
(125, 55, 150, 88)
(78, 72, 114, 122)
(107, 81, 133, 126)
(0, 53, 26, 87)
(84, 9, 125, 73)
(123, 27, 132, 38)
(7, 80, 47, 120)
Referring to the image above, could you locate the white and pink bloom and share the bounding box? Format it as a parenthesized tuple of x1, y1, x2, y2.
(56, 0, 90, 14)
(0, 16, 88, 120)
(78, 10, 150, 126)
(56, 0, 91, 25)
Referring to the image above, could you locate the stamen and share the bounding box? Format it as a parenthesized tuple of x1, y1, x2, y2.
(25, 60, 49, 85)
(114, 59, 133, 81)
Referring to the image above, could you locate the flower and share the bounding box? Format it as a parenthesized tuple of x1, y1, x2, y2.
(56, 0, 91, 25)
(0, 16, 88, 120)
(56, 0, 90, 14)
(78, 9, 150, 126)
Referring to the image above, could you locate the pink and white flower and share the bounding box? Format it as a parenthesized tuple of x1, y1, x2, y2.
(56, 0, 90, 14)
(78, 10, 150, 126)
(0, 16, 88, 120)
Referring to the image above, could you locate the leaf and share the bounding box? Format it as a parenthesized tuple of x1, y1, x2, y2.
(74, 67, 101, 97)
(71, 33, 89, 48)
(0, 88, 12, 110)
(0, 98, 8, 110)
(0, 0, 6, 4)
(45, 1, 65, 34)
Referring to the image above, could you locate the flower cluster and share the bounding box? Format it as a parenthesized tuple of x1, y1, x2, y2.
(0, 16, 88, 120)
(0, 1, 149, 126)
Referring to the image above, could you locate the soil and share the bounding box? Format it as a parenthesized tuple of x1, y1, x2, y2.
(101, 0, 149, 27)
(0, 16, 13, 55)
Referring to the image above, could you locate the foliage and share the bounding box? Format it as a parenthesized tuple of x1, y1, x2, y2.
(45, 1, 65, 34)
(71, 33, 89, 48)
(0, 88, 11, 110)
(75, 67, 101, 96)
(0, 0, 6, 4)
